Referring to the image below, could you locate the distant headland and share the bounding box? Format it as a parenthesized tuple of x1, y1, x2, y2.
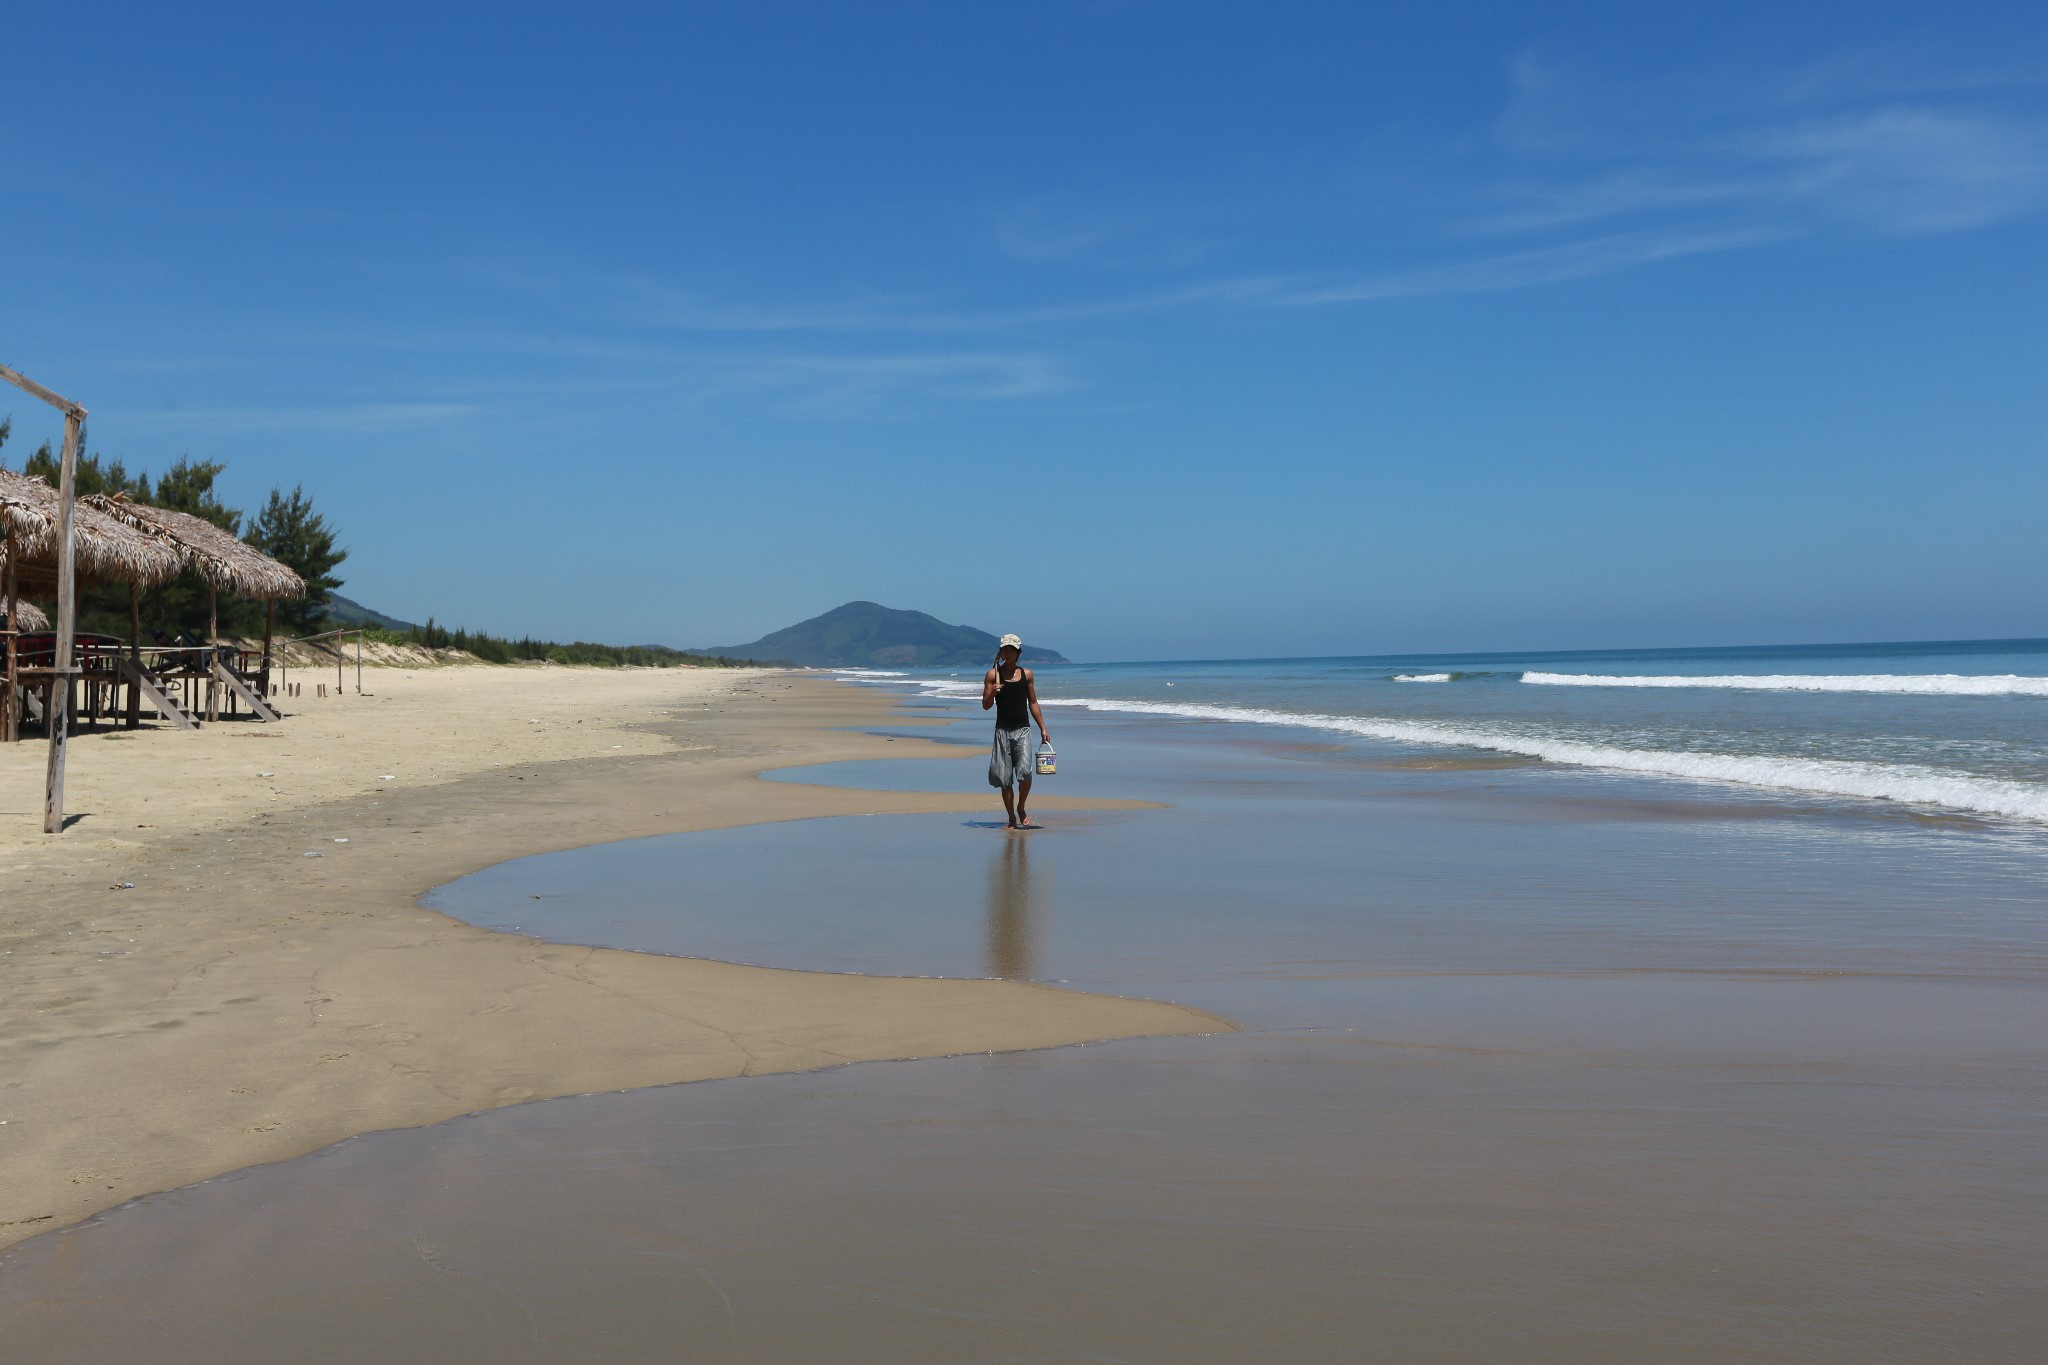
(697, 601, 1069, 668)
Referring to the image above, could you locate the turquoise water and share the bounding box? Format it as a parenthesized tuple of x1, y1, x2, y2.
(846, 637, 2048, 823)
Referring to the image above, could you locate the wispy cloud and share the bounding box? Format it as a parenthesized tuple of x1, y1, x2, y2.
(1747, 106, 2048, 232)
(147, 402, 478, 433)
(986, 193, 1220, 269)
(1270, 228, 1791, 306)
(1479, 44, 2048, 244)
(124, 43, 2046, 430)
(1480, 107, 2047, 239)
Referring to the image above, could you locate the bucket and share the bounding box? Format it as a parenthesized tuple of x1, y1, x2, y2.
(1035, 744, 1057, 776)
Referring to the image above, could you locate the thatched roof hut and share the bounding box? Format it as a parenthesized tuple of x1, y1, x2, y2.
(84, 494, 304, 602)
(0, 468, 183, 591)
(2, 597, 49, 631)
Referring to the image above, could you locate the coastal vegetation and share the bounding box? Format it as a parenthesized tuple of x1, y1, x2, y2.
(356, 622, 756, 669)
(0, 423, 752, 666)
(0, 426, 343, 642)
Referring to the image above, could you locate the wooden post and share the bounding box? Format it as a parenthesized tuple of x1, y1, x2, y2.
(205, 581, 219, 723)
(44, 409, 82, 833)
(0, 362, 88, 829)
(262, 600, 274, 701)
(125, 580, 142, 728)
(2, 522, 16, 744)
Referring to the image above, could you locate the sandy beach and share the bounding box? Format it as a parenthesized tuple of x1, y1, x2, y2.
(0, 667, 1220, 1249)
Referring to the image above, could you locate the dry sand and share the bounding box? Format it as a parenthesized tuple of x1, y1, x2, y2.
(0, 667, 1220, 1249)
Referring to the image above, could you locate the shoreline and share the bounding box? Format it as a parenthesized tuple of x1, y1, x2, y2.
(0, 669, 1219, 1251)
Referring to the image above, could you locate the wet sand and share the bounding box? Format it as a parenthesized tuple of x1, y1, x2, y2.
(4, 682, 2042, 1360)
(0, 669, 1212, 1249)
(4, 1019, 2041, 1364)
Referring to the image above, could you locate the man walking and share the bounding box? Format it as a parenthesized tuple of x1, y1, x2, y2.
(983, 633, 1052, 830)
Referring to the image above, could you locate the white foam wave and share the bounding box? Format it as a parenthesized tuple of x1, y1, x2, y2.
(1522, 671, 2048, 697)
(1006, 694, 2048, 824)
(833, 669, 910, 678)
(1393, 673, 1452, 683)
(913, 679, 985, 698)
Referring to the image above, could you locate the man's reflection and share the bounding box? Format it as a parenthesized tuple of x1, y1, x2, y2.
(984, 834, 1042, 979)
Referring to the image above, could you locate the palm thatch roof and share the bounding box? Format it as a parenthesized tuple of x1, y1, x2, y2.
(1, 596, 50, 631)
(0, 468, 183, 589)
(84, 494, 304, 601)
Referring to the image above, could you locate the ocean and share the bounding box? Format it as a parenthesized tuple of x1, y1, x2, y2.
(855, 635, 2048, 825)
(5, 638, 2044, 1361)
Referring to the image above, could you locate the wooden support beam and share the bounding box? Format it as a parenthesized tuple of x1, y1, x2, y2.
(3, 522, 16, 744)
(0, 361, 85, 420)
(205, 583, 219, 722)
(1, 363, 89, 832)
(126, 581, 142, 728)
(43, 410, 81, 833)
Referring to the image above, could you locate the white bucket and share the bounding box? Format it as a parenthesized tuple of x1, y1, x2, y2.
(1035, 745, 1057, 776)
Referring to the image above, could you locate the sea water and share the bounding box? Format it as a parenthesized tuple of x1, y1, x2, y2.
(850, 636, 2048, 824)
(5, 642, 2045, 1362)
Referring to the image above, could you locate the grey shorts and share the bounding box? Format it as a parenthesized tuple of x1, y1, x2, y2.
(988, 726, 1035, 788)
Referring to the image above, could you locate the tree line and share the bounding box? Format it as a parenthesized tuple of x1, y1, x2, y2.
(366, 621, 755, 668)
(0, 416, 345, 641)
(2, 417, 759, 668)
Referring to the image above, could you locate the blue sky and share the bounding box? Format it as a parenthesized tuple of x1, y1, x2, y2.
(4, 1, 2045, 660)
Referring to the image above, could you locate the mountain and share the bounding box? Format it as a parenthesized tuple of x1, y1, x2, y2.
(323, 593, 419, 632)
(701, 601, 1069, 668)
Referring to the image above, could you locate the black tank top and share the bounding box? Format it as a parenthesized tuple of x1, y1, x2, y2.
(995, 667, 1030, 729)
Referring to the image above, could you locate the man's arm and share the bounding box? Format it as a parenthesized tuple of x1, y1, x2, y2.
(1025, 672, 1051, 741)
(982, 667, 1001, 710)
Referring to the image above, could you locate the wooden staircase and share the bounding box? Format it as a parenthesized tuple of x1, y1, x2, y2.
(210, 656, 281, 723)
(119, 658, 200, 729)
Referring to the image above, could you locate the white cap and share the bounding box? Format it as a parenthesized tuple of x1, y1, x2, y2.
(999, 633, 1023, 649)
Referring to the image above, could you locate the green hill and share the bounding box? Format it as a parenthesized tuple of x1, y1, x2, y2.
(701, 601, 1069, 668)
(323, 593, 418, 632)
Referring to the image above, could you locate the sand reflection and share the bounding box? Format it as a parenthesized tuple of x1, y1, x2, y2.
(984, 834, 1043, 979)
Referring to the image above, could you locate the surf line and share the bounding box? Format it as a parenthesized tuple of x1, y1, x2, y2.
(900, 683, 2048, 824)
(1521, 672, 2048, 697)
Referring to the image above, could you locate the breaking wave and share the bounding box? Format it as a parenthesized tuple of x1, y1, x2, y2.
(1522, 672, 2048, 697)
(1393, 673, 1452, 683)
(913, 688, 2048, 823)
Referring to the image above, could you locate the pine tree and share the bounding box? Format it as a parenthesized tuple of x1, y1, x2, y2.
(134, 457, 249, 639)
(150, 456, 238, 531)
(19, 441, 152, 500)
(247, 484, 347, 635)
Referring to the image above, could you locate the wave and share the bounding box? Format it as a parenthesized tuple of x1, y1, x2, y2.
(833, 669, 910, 678)
(1393, 673, 1452, 683)
(934, 690, 2048, 824)
(1522, 672, 2048, 697)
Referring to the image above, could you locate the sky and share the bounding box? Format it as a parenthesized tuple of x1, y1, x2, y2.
(3, 1, 2045, 661)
